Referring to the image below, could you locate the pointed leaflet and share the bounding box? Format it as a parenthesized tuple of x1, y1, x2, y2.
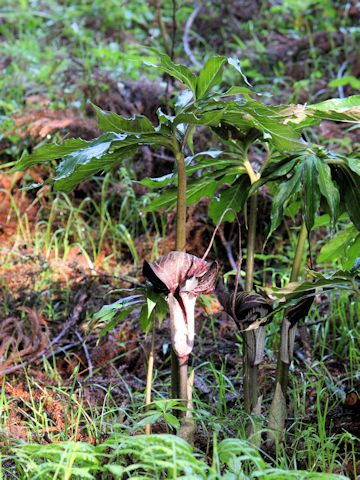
(93, 294, 145, 338)
(144, 175, 219, 212)
(147, 51, 197, 95)
(348, 157, 360, 176)
(268, 163, 303, 237)
(227, 57, 252, 87)
(196, 56, 227, 99)
(208, 175, 251, 223)
(335, 167, 360, 230)
(93, 104, 156, 134)
(315, 157, 340, 226)
(223, 101, 303, 151)
(173, 108, 224, 127)
(15, 138, 89, 171)
(52, 129, 174, 192)
(302, 154, 320, 231)
(249, 155, 300, 194)
(318, 225, 357, 263)
(282, 95, 360, 127)
(311, 95, 360, 119)
(342, 234, 360, 270)
(53, 141, 138, 192)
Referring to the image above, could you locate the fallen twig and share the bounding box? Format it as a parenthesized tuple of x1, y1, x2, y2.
(183, 2, 203, 68)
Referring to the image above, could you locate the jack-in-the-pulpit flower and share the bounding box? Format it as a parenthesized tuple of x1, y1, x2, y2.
(143, 251, 218, 359)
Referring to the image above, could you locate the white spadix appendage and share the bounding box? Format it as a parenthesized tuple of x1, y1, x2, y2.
(167, 292, 196, 359)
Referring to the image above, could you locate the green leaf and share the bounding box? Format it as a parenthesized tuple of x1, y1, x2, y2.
(196, 56, 227, 99)
(282, 95, 360, 127)
(145, 174, 220, 212)
(329, 76, 360, 89)
(135, 413, 162, 427)
(262, 270, 358, 305)
(53, 143, 138, 192)
(174, 108, 224, 127)
(93, 104, 156, 133)
(302, 154, 320, 231)
(15, 138, 89, 171)
(175, 89, 194, 109)
(221, 86, 254, 96)
(139, 173, 174, 189)
(336, 168, 360, 230)
(308, 95, 360, 114)
(223, 101, 303, 151)
(147, 51, 197, 94)
(208, 175, 251, 223)
(348, 157, 360, 176)
(163, 413, 180, 429)
(94, 294, 144, 338)
(50, 130, 173, 192)
(343, 235, 360, 270)
(318, 226, 358, 263)
(268, 163, 303, 237)
(250, 155, 299, 194)
(227, 57, 252, 87)
(315, 158, 340, 226)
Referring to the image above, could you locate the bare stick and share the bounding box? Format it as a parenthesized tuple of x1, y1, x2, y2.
(183, 2, 203, 68)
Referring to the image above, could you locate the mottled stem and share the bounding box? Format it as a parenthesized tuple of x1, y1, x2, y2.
(243, 191, 259, 416)
(268, 222, 307, 443)
(175, 150, 187, 252)
(172, 144, 187, 415)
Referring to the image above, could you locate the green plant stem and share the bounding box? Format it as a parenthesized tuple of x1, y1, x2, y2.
(179, 357, 188, 404)
(243, 191, 259, 416)
(175, 150, 187, 252)
(290, 222, 308, 282)
(145, 322, 156, 435)
(243, 153, 260, 418)
(276, 221, 307, 389)
(172, 143, 187, 408)
(245, 192, 258, 292)
(269, 221, 307, 442)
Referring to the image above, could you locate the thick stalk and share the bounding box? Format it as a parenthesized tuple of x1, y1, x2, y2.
(145, 322, 156, 435)
(175, 150, 187, 252)
(172, 147, 187, 410)
(242, 157, 260, 418)
(275, 221, 307, 386)
(268, 221, 307, 442)
(243, 191, 259, 415)
(179, 357, 189, 405)
(245, 192, 258, 292)
(290, 222, 307, 282)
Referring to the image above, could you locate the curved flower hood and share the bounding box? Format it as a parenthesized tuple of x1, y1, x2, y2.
(143, 252, 218, 359)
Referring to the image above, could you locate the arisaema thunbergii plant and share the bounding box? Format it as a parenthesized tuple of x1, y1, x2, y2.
(14, 50, 360, 446)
